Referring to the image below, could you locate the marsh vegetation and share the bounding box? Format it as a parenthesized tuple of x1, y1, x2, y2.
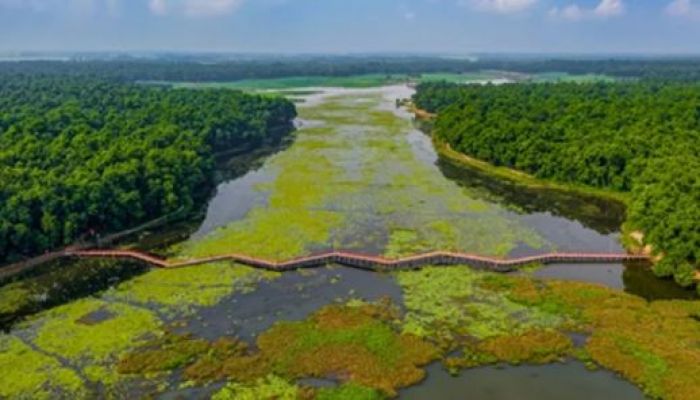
(0, 82, 698, 399)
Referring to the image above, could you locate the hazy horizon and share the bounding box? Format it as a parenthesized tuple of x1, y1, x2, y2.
(1, 0, 700, 54)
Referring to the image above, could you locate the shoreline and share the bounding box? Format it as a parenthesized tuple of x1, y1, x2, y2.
(414, 108, 700, 284)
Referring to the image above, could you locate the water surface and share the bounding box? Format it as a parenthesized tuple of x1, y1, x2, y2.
(401, 363, 644, 400)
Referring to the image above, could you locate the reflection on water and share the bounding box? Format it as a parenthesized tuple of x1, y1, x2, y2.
(0, 258, 149, 330)
(622, 263, 698, 300)
(191, 168, 274, 240)
(437, 157, 625, 236)
(400, 362, 644, 400)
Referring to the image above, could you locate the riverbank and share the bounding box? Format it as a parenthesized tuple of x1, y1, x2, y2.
(431, 132, 629, 205)
(1, 85, 698, 400)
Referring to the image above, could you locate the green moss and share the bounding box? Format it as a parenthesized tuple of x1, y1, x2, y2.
(119, 333, 250, 381)
(316, 383, 385, 400)
(477, 329, 573, 365)
(114, 302, 431, 396)
(396, 267, 563, 347)
(495, 277, 700, 400)
(30, 298, 160, 363)
(0, 335, 87, 399)
(212, 375, 300, 400)
(257, 303, 437, 396)
(118, 333, 211, 374)
(0, 282, 32, 315)
(111, 263, 276, 315)
(179, 90, 549, 261)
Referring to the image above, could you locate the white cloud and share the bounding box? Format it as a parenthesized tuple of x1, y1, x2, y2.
(0, 0, 61, 11)
(550, 0, 624, 20)
(0, 0, 117, 15)
(149, 0, 167, 15)
(147, 0, 245, 17)
(594, 0, 624, 17)
(463, 0, 538, 14)
(182, 0, 244, 17)
(666, 0, 700, 19)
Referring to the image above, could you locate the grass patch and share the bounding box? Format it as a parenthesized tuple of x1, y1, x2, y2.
(110, 262, 276, 315)
(396, 267, 564, 349)
(118, 302, 436, 397)
(498, 275, 700, 400)
(180, 90, 548, 260)
(0, 335, 86, 399)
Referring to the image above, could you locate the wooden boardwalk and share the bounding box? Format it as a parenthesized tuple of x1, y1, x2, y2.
(65, 249, 651, 273)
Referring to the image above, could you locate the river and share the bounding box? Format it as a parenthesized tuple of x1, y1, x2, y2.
(1, 84, 696, 399)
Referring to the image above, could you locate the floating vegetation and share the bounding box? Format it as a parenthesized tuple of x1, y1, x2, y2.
(3, 86, 697, 400)
(0, 335, 86, 399)
(180, 88, 548, 261)
(0, 258, 149, 329)
(31, 298, 160, 363)
(315, 383, 385, 400)
(212, 375, 301, 400)
(504, 280, 700, 400)
(396, 267, 564, 349)
(117, 301, 435, 397)
(397, 265, 700, 400)
(110, 262, 278, 316)
(444, 329, 574, 372)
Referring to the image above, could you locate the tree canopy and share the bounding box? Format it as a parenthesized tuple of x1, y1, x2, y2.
(3, 56, 700, 82)
(0, 76, 296, 263)
(415, 81, 700, 287)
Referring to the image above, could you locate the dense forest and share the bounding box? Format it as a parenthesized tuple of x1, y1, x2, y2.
(3, 56, 700, 82)
(414, 81, 700, 288)
(0, 76, 296, 264)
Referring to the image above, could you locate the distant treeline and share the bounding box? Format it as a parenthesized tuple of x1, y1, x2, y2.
(414, 81, 700, 288)
(3, 56, 700, 82)
(0, 76, 296, 264)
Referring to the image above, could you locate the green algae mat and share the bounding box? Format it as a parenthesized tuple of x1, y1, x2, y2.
(1, 86, 699, 400)
(176, 87, 546, 261)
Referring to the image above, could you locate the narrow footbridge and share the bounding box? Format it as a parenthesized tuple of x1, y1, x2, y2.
(65, 249, 650, 272)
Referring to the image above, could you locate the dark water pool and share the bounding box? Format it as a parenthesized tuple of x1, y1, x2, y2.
(400, 362, 645, 400)
(181, 265, 403, 341)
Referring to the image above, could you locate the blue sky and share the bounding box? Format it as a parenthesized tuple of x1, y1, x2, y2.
(0, 0, 699, 54)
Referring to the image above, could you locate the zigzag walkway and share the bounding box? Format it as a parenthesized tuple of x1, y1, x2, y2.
(66, 249, 650, 272)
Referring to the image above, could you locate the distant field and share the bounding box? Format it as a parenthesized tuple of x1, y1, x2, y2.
(141, 71, 614, 91)
(144, 71, 512, 91)
(167, 74, 410, 90)
(530, 72, 617, 83)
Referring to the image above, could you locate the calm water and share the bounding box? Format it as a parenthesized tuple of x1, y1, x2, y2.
(4, 84, 693, 332)
(188, 85, 687, 297)
(181, 265, 402, 341)
(400, 362, 644, 400)
(1, 84, 693, 399)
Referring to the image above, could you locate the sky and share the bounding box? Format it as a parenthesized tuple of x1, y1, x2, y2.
(0, 0, 699, 54)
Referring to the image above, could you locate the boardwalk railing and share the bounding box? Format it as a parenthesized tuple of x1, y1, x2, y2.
(65, 249, 651, 273)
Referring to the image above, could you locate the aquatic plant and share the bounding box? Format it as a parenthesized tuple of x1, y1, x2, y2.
(179, 90, 548, 261)
(0, 335, 86, 399)
(212, 375, 300, 400)
(110, 262, 277, 315)
(31, 298, 161, 363)
(118, 333, 212, 374)
(0, 283, 32, 315)
(256, 303, 438, 396)
(501, 276, 700, 400)
(117, 302, 436, 397)
(315, 383, 385, 400)
(396, 266, 563, 348)
(397, 265, 700, 399)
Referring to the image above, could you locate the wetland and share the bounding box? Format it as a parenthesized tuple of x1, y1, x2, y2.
(1, 84, 698, 400)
